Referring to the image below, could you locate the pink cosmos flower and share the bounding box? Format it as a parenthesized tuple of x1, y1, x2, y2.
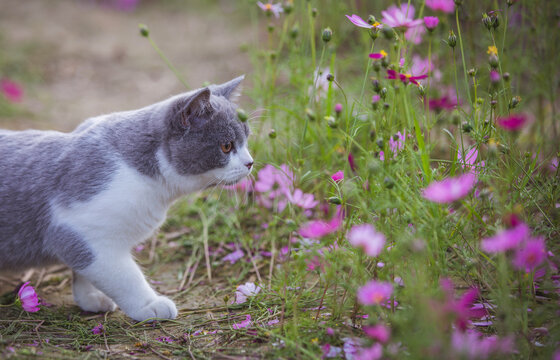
(255, 164, 294, 212)
(18, 282, 40, 312)
(299, 207, 343, 239)
(223, 249, 244, 264)
(223, 177, 254, 192)
(496, 114, 528, 131)
(424, 16, 439, 31)
(348, 224, 386, 257)
(480, 223, 530, 253)
(235, 282, 262, 304)
(425, 0, 455, 13)
(369, 50, 388, 59)
(306, 255, 324, 272)
(451, 329, 513, 359)
(429, 96, 457, 111)
(1, 79, 23, 103)
(389, 130, 406, 156)
(257, 2, 283, 18)
(232, 314, 252, 329)
(92, 323, 104, 335)
(440, 279, 488, 331)
(331, 170, 344, 183)
(363, 324, 390, 343)
(381, 4, 424, 43)
(357, 280, 393, 306)
(286, 188, 318, 209)
(513, 237, 547, 273)
(458, 147, 485, 175)
(355, 343, 383, 360)
(387, 69, 428, 86)
(345, 14, 382, 30)
(422, 173, 476, 203)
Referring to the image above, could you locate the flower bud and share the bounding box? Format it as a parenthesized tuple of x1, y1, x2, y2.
(371, 94, 381, 110)
(503, 72, 510, 82)
(462, 122, 473, 133)
(334, 103, 343, 115)
(488, 54, 499, 69)
(482, 14, 493, 30)
(326, 74, 334, 82)
(376, 138, 384, 149)
(368, 28, 379, 41)
(372, 79, 381, 93)
(490, 70, 500, 85)
(268, 129, 277, 139)
(509, 96, 521, 109)
(369, 129, 376, 140)
(381, 27, 394, 40)
(490, 99, 498, 108)
(468, 68, 476, 77)
(384, 177, 395, 189)
(383, 103, 390, 111)
(268, 23, 275, 33)
(328, 196, 342, 205)
(311, 8, 317, 17)
(269, 51, 277, 60)
(418, 84, 425, 97)
(380, 87, 388, 100)
(454, 0, 462, 5)
(322, 27, 333, 42)
(283, 1, 294, 14)
(381, 56, 389, 68)
(367, 15, 376, 25)
(326, 116, 337, 128)
(236, 108, 248, 122)
(447, 30, 457, 48)
(476, 97, 484, 105)
(507, 0, 516, 6)
(290, 24, 299, 39)
(305, 108, 316, 121)
(139, 24, 149, 37)
(372, 61, 381, 72)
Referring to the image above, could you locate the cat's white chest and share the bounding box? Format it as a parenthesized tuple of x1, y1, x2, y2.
(52, 163, 173, 250)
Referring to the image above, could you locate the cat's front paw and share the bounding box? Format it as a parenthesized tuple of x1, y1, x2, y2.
(75, 291, 117, 313)
(128, 296, 177, 322)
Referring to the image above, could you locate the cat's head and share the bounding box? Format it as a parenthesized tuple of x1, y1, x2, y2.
(163, 76, 253, 186)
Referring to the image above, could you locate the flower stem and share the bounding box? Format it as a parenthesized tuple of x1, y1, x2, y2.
(358, 41, 375, 103)
(455, 9, 472, 109)
(147, 35, 188, 89)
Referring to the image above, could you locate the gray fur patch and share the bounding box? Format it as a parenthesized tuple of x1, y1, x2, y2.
(45, 225, 95, 270)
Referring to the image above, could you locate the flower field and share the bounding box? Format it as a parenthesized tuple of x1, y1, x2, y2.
(1, 0, 559, 358)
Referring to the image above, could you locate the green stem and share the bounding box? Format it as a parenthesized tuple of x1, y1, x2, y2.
(455, 9, 472, 108)
(147, 35, 188, 89)
(359, 41, 376, 103)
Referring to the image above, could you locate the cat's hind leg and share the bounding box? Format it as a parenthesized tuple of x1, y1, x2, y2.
(72, 272, 117, 313)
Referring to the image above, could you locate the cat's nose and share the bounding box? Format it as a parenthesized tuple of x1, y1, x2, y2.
(245, 161, 253, 170)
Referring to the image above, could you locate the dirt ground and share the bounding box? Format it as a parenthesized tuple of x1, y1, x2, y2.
(0, 0, 253, 131)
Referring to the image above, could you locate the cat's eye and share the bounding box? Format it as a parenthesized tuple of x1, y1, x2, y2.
(221, 142, 233, 153)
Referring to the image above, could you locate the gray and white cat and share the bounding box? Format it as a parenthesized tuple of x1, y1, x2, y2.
(0, 76, 253, 321)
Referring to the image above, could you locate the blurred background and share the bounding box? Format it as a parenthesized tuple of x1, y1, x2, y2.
(0, 0, 254, 131)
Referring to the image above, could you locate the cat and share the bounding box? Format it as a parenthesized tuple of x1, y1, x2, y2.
(0, 76, 253, 321)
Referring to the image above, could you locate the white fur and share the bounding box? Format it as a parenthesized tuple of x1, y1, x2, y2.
(53, 145, 253, 321)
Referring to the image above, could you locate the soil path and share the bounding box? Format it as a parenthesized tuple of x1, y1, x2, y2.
(0, 0, 253, 131)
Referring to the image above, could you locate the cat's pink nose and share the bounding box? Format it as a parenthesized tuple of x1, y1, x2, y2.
(245, 161, 253, 170)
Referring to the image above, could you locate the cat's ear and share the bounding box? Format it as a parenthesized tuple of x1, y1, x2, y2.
(172, 87, 212, 131)
(210, 75, 244, 101)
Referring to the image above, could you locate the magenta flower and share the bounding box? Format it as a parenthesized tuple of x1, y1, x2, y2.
(490, 70, 501, 84)
(232, 314, 252, 329)
(458, 147, 485, 175)
(357, 280, 393, 306)
(348, 224, 386, 257)
(286, 188, 318, 209)
(348, 153, 357, 173)
(257, 2, 283, 18)
(345, 14, 382, 29)
(235, 282, 261, 304)
(513, 237, 547, 273)
(389, 130, 406, 156)
(372, 94, 381, 104)
(363, 324, 390, 343)
(369, 50, 388, 59)
(381, 4, 424, 43)
(387, 69, 428, 86)
(1, 78, 23, 103)
(355, 343, 383, 360)
(299, 207, 342, 239)
(92, 323, 104, 335)
(306, 255, 324, 272)
(425, 0, 455, 13)
(422, 173, 476, 203)
(424, 16, 440, 31)
(18, 282, 40, 312)
(331, 170, 344, 183)
(496, 114, 528, 131)
(334, 103, 343, 113)
(222, 249, 244, 264)
(381, 4, 422, 30)
(451, 329, 514, 359)
(481, 223, 530, 253)
(429, 96, 457, 111)
(255, 164, 294, 212)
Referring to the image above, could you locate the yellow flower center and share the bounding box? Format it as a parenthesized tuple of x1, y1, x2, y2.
(371, 293, 384, 304)
(380, 50, 387, 57)
(265, 3, 272, 10)
(372, 21, 381, 28)
(405, 73, 412, 78)
(487, 45, 498, 56)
